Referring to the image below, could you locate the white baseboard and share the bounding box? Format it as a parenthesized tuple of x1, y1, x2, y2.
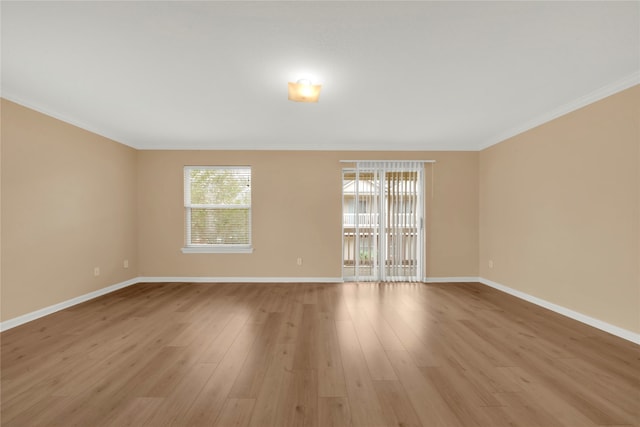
(137, 276, 344, 284)
(0, 276, 344, 331)
(478, 277, 640, 345)
(423, 276, 480, 283)
(0, 277, 139, 332)
(4, 275, 637, 345)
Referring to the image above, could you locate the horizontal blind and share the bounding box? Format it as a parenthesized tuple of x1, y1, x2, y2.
(184, 166, 251, 246)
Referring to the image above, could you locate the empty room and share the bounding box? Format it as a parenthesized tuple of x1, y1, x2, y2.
(1, 2, 638, 427)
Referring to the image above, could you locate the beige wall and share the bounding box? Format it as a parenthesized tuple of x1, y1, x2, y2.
(1, 100, 139, 321)
(137, 150, 479, 279)
(6, 85, 636, 336)
(0, 98, 479, 322)
(479, 85, 640, 333)
(1, 101, 3, 323)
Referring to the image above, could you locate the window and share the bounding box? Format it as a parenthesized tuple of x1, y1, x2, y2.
(182, 166, 252, 253)
(342, 161, 425, 282)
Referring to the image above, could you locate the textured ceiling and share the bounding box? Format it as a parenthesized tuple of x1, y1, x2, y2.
(2, 1, 638, 150)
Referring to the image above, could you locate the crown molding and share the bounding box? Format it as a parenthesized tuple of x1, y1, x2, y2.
(5, 72, 638, 153)
(478, 72, 640, 150)
(1, 92, 137, 149)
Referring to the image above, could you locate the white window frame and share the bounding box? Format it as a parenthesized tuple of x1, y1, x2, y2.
(181, 166, 253, 254)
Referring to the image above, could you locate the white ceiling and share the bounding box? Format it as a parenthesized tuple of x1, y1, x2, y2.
(2, 1, 638, 151)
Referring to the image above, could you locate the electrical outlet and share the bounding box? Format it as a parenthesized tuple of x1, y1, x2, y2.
(488, 260, 494, 269)
(94, 267, 100, 276)
(124, 259, 129, 268)
(297, 257, 303, 266)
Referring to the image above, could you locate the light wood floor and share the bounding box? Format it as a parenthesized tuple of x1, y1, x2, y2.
(1, 282, 638, 427)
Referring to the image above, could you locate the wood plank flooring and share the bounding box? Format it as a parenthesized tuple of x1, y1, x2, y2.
(1, 282, 638, 426)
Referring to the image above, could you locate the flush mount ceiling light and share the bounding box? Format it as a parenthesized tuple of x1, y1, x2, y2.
(288, 79, 322, 103)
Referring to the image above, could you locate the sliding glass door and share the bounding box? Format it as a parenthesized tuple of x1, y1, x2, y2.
(342, 161, 424, 282)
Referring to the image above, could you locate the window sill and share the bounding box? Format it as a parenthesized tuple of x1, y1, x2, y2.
(181, 246, 254, 254)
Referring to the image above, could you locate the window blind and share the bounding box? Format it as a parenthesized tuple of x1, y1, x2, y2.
(184, 166, 251, 248)
(342, 161, 424, 282)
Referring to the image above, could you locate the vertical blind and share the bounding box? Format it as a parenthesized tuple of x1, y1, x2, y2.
(184, 166, 251, 247)
(346, 161, 425, 282)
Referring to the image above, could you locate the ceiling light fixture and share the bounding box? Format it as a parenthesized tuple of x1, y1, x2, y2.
(288, 79, 322, 103)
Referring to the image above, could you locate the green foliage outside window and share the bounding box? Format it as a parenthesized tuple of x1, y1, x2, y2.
(187, 168, 251, 245)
